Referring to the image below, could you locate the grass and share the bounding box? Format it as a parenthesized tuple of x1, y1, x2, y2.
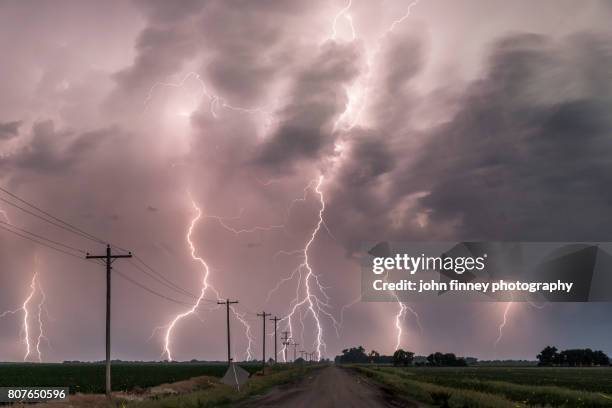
(126, 365, 317, 408)
(0, 362, 261, 394)
(352, 366, 612, 408)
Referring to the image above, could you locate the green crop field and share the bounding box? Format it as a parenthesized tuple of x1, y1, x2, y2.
(354, 366, 612, 407)
(0, 362, 261, 394)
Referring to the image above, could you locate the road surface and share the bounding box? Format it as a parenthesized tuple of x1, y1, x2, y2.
(241, 366, 419, 408)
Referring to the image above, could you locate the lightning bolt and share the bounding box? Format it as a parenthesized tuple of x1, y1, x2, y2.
(144, 71, 269, 119)
(34, 276, 49, 363)
(276, 176, 340, 362)
(393, 297, 423, 351)
(332, 0, 421, 131)
(232, 307, 254, 361)
(494, 302, 513, 348)
(387, 0, 421, 34)
(329, 1, 422, 353)
(157, 196, 254, 362)
(494, 300, 547, 349)
(205, 208, 285, 235)
(159, 198, 216, 361)
(330, 0, 356, 42)
(0, 256, 48, 362)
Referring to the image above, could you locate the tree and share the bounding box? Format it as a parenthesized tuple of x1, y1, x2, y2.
(336, 346, 369, 364)
(426, 352, 466, 367)
(536, 346, 608, 367)
(392, 349, 415, 366)
(537, 346, 559, 366)
(594, 350, 610, 366)
(369, 350, 380, 364)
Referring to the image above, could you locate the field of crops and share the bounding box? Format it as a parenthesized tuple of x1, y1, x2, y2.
(0, 362, 261, 394)
(355, 366, 612, 407)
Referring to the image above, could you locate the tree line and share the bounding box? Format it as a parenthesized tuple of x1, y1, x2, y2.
(537, 346, 610, 367)
(334, 346, 467, 366)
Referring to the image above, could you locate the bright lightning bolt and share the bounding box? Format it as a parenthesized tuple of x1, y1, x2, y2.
(330, 0, 355, 42)
(160, 198, 216, 361)
(34, 276, 49, 363)
(387, 0, 420, 34)
(276, 176, 340, 362)
(157, 196, 254, 362)
(331, 1, 422, 353)
(0, 257, 48, 362)
(232, 308, 254, 361)
(332, 0, 421, 131)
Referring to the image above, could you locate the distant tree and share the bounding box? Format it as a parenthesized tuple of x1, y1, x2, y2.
(427, 352, 466, 367)
(392, 349, 415, 366)
(369, 350, 380, 364)
(537, 346, 559, 366)
(336, 346, 369, 364)
(594, 350, 610, 366)
(537, 346, 608, 367)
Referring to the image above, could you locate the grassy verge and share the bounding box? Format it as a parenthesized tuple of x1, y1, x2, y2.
(352, 366, 612, 408)
(353, 366, 518, 408)
(126, 365, 317, 408)
(375, 367, 612, 408)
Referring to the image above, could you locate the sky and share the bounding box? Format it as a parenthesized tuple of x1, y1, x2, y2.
(1, 0, 611, 363)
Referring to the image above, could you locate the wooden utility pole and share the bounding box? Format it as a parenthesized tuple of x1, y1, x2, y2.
(217, 299, 239, 366)
(269, 316, 280, 363)
(86, 244, 132, 400)
(292, 342, 299, 362)
(257, 311, 271, 371)
(281, 331, 290, 363)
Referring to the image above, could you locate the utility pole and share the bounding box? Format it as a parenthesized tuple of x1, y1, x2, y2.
(217, 299, 239, 366)
(300, 350, 305, 360)
(269, 316, 280, 363)
(281, 331, 290, 363)
(292, 342, 299, 362)
(257, 311, 271, 371)
(86, 244, 132, 400)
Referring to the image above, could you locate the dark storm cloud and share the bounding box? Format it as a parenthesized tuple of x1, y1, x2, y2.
(410, 33, 612, 241)
(109, 1, 207, 104)
(326, 31, 612, 253)
(2, 120, 113, 174)
(0, 120, 22, 140)
(256, 42, 363, 170)
(324, 32, 429, 251)
(112, 25, 201, 93)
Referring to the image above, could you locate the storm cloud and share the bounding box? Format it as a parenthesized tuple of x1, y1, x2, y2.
(1, 0, 611, 363)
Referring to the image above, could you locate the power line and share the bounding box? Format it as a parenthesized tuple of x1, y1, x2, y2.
(130, 255, 199, 300)
(0, 223, 84, 260)
(112, 268, 199, 307)
(0, 220, 86, 254)
(0, 186, 130, 252)
(0, 195, 104, 245)
(0, 218, 201, 308)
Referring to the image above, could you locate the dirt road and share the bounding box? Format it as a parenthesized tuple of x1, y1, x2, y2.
(241, 366, 418, 408)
